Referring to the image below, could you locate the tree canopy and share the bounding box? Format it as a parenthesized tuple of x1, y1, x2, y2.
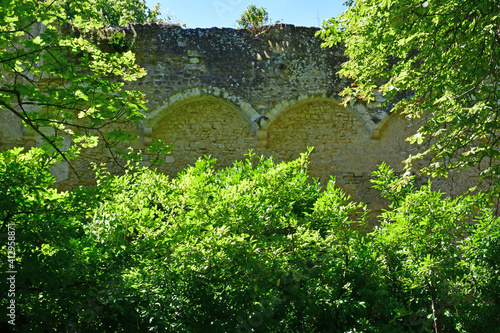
(0, 0, 167, 176)
(92, 0, 162, 26)
(236, 4, 279, 35)
(317, 0, 500, 191)
(236, 5, 271, 29)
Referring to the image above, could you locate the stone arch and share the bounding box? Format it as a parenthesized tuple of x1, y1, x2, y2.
(368, 110, 398, 138)
(258, 96, 378, 206)
(263, 96, 368, 157)
(141, 87, 261, 133)
(259, 92, 392, 140)
(145, 93, 256, 177)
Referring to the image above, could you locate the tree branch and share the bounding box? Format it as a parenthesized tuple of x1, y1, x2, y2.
(0, 100, 81, 180)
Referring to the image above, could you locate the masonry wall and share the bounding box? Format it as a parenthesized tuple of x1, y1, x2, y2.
(127, 24, 347, 113)
(256, 98, 414, 211)
(152, 95, 255, 175)
(1, 24, 435, 216)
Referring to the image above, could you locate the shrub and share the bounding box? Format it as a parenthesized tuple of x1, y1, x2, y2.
(371, 163, 500, 332)
(236, 5, 278, 35)
(87, 151, 386, 331)
(3, 148, 498, 331)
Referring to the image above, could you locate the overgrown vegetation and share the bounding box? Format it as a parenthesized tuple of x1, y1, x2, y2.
(317, 0, 500, 195)
(1, 0, 499, 331)
(236, 5, 278, 35)
(0, 0, 171, 178)
(1, 149, 498, 332)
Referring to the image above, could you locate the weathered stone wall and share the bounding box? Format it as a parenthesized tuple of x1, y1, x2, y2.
(0, 24, 436, 215)
(152, 95, 255, 175)
(128, 24, 347, 113)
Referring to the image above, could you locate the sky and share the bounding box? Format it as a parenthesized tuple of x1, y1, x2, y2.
(144, 0, 347, 29)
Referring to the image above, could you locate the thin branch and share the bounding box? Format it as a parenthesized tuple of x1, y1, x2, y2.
(0, 44, 50, 64)
(0, 100, 81, 180)
(0, 19, 39, 35)
(96, 128, 124, 170)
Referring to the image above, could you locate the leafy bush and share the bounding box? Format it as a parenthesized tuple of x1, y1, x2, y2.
(236, 5, 278, 35)
(87, 151, 388, 331)
(0, 148, 104, 331)
(1, 148, 498, 332)
(1, 148, 388, 331)
(371, 163, 500, 332)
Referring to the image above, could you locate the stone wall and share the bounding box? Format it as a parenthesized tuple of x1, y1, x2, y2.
(1, 24, 435, 215)
(152, 95, 255, 175)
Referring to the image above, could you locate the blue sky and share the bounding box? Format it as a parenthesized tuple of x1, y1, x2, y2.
(144, 0, 347, 28)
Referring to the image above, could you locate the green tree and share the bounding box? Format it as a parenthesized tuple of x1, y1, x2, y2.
(84, 151, 376, 331)
(317, 0, 500, 192)
(236, 5, 276, 33)
(0, 0, 167, 177)
(93, 0, 162, 26)
(370, 163, 500, 332)
(3, 146, 498, 331)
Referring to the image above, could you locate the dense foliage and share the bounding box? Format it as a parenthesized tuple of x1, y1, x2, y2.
(1, 0, 499, 331)
(92, 0, 162, 26)
(317, 0, 500, 191)
(371, 163, 500, 332)
(0, 0, 169, 176)
(236, 5, 278, 34)
(1, 148, 498, 332)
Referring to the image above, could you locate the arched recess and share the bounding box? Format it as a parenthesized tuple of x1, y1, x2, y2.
(144, 93, 256, 176)
(256, 92, 392, 146)
(140, 87, 261, 144)
(259, 96, 377, 196)
(263, 96, 368, 156)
